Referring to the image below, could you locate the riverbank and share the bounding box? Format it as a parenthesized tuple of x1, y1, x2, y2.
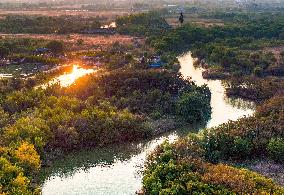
(230, 159, 284, 186)
(148, 11, 284, 102)
(39, 52, 255, 195)
(0, 53, 212, 195)
(40, 116, 190, 167)
(37, 10, 281, 194)
(142, 53, 284, 194)
(2, 9, 284, 194)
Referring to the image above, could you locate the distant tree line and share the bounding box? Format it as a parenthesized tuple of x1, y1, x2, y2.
(116, 12, 171, 36)
(0, 15, 101, 34)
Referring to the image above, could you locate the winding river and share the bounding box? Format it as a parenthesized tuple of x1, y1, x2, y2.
(40, 52, 255, 195)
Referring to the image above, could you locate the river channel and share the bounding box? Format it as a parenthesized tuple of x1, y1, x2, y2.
(41, 52, 255, 195)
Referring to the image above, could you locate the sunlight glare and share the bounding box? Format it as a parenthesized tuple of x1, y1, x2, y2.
(47, 65, 95, 87)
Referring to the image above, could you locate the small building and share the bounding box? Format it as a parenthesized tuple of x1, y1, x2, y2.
(149, 61, 163, 68)
(149, 56, 164, 68)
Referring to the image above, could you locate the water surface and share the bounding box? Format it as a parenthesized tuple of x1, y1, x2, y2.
(179, 53, 255, 128)
(45, 65, 95, 87)
(41, 52, 255, 195)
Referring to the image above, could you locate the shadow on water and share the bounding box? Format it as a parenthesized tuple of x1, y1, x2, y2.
(39, 122, 204, 183)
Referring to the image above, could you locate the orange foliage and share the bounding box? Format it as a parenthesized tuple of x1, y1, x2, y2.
(202, 164, 280, 194)
(14, 142, 41, 173)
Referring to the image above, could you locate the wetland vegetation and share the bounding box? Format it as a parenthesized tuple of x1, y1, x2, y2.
(1, 1, 284, 194)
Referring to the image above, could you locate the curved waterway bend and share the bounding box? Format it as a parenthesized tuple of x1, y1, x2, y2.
(41, 52, 255, 195)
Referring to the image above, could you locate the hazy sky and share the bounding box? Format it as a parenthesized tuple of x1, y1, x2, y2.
(1, 0, 284, 5)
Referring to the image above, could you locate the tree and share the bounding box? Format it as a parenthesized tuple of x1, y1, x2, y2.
(3, 117, 51, 151)
(267, 138, 284, 162)
(77, 39, 84, 45)
(176, 91, 211, 123)
(0, 46, 9, 58)
(14, 141, 41, 175)
(46, 41, 64, 54)
(0, 107, 9, 133)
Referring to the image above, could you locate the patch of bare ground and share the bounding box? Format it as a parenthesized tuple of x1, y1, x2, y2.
(247, 160, 284, 186)
(0, 10, 128, 18)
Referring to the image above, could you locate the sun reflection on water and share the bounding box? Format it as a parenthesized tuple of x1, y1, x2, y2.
(48, 65, 95, 87)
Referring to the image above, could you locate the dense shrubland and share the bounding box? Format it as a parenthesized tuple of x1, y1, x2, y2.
(149, 13, 284, 75)
(143, 139, 284, 194)
(0, 38, 49, 56)
(116, 12, 170, 36)
(141, 11, 284, 194)
(0, 142, 41, 194)
(0, 15, 101, 34)
(226, 76, 284, 101)
(1, 10, 284, 194)
(143, 94, 284, 194)
(0, 68, 211, 194)
(147, 12, 284, 101)
(203, 95, 284, 163)
(0, 70, 211, 150)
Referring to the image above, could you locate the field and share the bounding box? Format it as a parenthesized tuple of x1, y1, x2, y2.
(0, 10, 129, 19)
(166, 16, 225, 27)
(0, 33, 136, 51)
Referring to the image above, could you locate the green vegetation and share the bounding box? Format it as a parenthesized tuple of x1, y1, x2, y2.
(203, 95, 284, 163)
(0, 37, 68, 76)
(0, 38, 50, 56)
(0, 37, 66, 56)
(147, 12, 284, 100)
(0, 65, 211, 194)
(46, 40, 64, 54)
(143, 95, 284, 193)
(226, 76, 284, 101)
(0, 15, 101, 34)
(268, 138, 284, 163)
(175, 91, 211, 123)
(116, 12, 170, 36)
(0, 143, 41, 195)
(142, 10, 284, 194)
(54, 69, 211, 123)
(1, 7, 284, 195)
(143, 139, 284, 194)
(149, 12, 284, 74)
(143, 86, 284, 194)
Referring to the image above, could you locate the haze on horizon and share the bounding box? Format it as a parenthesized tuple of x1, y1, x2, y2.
(2, 0, 284, 3)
